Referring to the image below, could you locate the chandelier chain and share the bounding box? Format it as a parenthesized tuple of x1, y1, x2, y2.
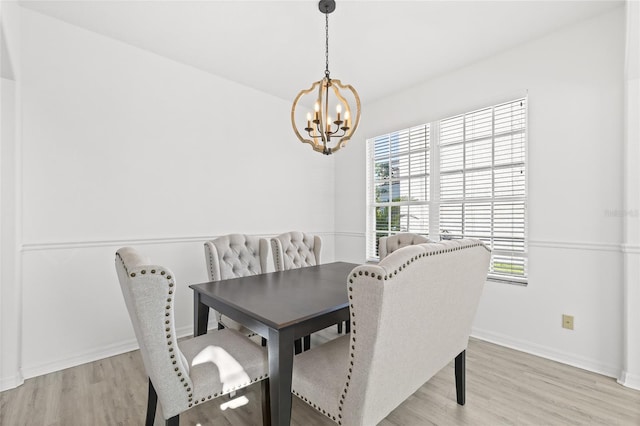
(325, 11, 330, 78)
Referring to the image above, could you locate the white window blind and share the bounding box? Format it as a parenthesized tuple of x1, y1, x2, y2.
(366, 98, 527, 284)
(439, 99, 527, 282)
(366, 125, 430, 257)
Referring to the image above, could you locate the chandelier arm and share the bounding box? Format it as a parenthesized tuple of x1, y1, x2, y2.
(307, 127, 345, 139)
(328, 128, 347, 138)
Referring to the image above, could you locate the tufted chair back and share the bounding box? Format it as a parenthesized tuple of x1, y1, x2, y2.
(291, 239, 490, 426)
(204, 234, 269, 329)
(204, 234, 269, 281)
(270, 231, 322, 271)
(115, 247, 193, 419)
(378, 232, 433, 259)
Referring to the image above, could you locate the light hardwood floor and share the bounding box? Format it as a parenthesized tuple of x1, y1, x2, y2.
(1, 330, 639, 426)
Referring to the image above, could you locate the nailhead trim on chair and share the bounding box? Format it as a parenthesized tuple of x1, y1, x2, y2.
(116, 253, 194, 406)
(205, 243, 216, 280)
(163, 268, 195, 405)
(292, 389, 338, 423)
(271, 239, 282, 271)
(334, 240, 488, 426)
(118, 252, 269, 411)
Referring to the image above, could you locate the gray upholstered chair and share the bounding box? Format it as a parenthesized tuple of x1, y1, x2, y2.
(204, 234, 269, 335)
(270, 231, 322, 272)
(270, 231, 324, 351)
(291, 239, 490, 426)
(115, 247, 270, 426)
(377, 232, 433, 259)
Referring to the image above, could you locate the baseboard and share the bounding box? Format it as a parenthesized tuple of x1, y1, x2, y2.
(19, 322, 206, 381)
(471, 327, 620, 379)
(20, 337, 142, 381)
(0, 372, 24, 392)
(8, 322, 630, 391)
(618, 370, 640, 390)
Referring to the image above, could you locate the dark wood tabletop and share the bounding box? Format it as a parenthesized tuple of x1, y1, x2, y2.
(189, 261, 358, 426)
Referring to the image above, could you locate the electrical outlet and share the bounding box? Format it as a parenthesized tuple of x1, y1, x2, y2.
(562, 314, 574, 330)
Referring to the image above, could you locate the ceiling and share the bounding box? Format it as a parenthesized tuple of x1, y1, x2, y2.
(19, 0, 623, 104)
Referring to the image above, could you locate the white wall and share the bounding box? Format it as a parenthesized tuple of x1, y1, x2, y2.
(335, 8, 626, 377)
(1, 7, 336, 385)
(1, 77, 19, 390)
(620, 0, 640, 390)
(0, 0, 22, 391)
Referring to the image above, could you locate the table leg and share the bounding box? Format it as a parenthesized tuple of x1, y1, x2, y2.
(193, 292, 209, 337)
(303, 335, 311, 351)
(267, 327, 295, 426)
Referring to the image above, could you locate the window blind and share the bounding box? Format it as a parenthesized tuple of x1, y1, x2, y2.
(366, 97, 527, 283)
(366, 125, 430, 258)
(439, 99, 527, 281)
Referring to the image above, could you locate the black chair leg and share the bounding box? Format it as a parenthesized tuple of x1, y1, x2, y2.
(166, 414, 179, 426)
(337, 322, 343, 333)
(145, 379, 158, 426)
(261, 378, 271, 426)
(294, 338, 302, 354)
(455, 350, 466, 405)
(345, 321, 351, 334)
(303, 335, 311, 351)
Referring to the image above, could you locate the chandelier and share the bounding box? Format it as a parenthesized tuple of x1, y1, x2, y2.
(291, 0, 361, 155)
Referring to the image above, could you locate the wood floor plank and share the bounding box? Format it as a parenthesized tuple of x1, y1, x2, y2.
(1, 332, 639, 425)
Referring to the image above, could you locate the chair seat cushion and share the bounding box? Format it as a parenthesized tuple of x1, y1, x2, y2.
(292, 334, 349, 420)
(179, 328, 268, 402)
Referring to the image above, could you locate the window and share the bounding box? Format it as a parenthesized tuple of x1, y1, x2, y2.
(366, 125, 430, 257)
(366, 98, 527, 283)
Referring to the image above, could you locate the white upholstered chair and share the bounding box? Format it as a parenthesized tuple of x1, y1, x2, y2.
(377, 232, 434, 260)
(270, 231, 325, 351)
(291, 239, 490, 426)
(204, 234, 269, 335)
(115, 247, 270, 426)
(270, 231, 322, 271)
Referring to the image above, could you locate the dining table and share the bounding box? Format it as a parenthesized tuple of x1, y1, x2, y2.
(190, 261, 358, 426)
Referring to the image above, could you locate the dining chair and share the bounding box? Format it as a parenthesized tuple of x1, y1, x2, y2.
(270, 231, 321, 271)
(291, 239, 490, 426)
(204, 234, 269, 337)
(377, 232, 433, 260)
(269, 231, 326, 351)
(115, 247, 270, 426)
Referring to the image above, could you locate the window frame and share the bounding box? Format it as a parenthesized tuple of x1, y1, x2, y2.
(366, 97, 528, 285)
